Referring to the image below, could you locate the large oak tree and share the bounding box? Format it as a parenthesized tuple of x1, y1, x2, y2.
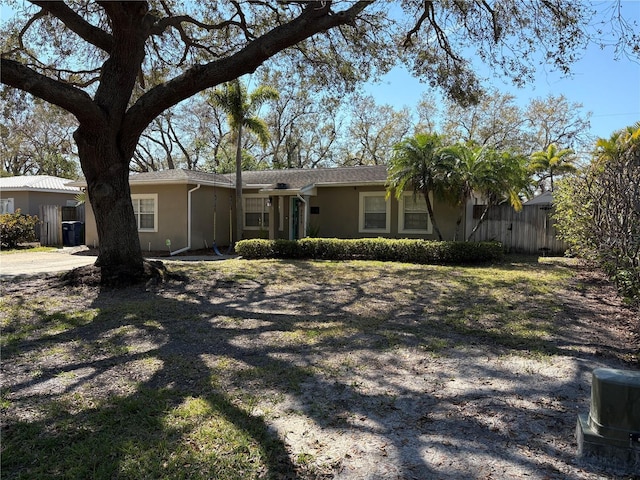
(1, 0, 633, 284)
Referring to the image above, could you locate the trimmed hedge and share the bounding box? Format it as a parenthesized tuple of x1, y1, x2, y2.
(235, 238, 503, 264)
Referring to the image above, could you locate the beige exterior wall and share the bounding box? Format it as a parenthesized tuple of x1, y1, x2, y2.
(0, 191, 77, 217)
(83, 181, 471, 251)
(84, 199, 98, 248)
(84, 183, 234, 253)
(242, 185, 465, 241)
(308, 185, 463, 240)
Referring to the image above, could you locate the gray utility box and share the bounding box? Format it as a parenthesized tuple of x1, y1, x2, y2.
(576, 368, 640, 473)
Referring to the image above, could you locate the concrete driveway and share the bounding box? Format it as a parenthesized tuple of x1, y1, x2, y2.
(0, 248, 97, 279)
(0, 247, 233, 280)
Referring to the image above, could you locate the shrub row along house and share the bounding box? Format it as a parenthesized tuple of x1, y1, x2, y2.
(75, 165, 476, 254)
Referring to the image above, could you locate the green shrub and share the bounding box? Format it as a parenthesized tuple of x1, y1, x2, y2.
(235, 238, 503, 264)
(0, 210, 39, 248)
(554, 124, 640, 306)
(235, 239, 273, 259)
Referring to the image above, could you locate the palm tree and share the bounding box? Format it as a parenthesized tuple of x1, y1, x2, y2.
(529, 143, 576, 192)
(210, 79, 278, 242)
(593, 122, 640, 167)
(438, 143, 530, 241)
(466, 148, 529, 241)
(386, 133, 447, 240)
(438, 143, 490, 241)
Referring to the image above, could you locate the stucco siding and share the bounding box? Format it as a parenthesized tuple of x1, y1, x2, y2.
(311, 186, 363, 238)
(84, 200, 98, 248)
(81, 167, 473, 251)
(7, 192, 30, 215)
(0, 191, 77, 217)
(30, 192, 77, 215)
(84, 183, 234, 253)
(191, 187, 233, 250)
(309, 186, 463, 240)
(431, 200, 463, 240)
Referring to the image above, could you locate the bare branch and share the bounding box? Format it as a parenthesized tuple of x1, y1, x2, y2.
(479, 0, 501, 42)
(30, 1, 114, 51)
(0, 58, 105, 128)
(403, 1, 462, 62)
(123, 1, 371, 149)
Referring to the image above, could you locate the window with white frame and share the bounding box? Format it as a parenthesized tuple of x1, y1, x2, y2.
(359, 192, 390, 233)
(0, 198, 15, 214)
(244, 195, 269, 229)
(131, 194, 157, 232)
(399, 192, 432, 234)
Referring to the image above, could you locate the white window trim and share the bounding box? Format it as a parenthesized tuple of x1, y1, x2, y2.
(398, 191, 433, 234)
(131, 194, 158, 232)
(358, 192, 390, 234)
(244, 194, 270, 231)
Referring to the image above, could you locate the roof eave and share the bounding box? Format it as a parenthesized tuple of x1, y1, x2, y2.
(2, 187, 81, 194)
(314, 181, 387, 188)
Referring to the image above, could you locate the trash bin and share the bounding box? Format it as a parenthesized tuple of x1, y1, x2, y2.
(62, 221, 84, 246)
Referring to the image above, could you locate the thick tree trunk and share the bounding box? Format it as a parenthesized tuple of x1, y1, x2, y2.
(75, 126, 145, 283)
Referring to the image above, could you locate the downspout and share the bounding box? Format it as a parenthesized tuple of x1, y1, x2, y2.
(296, 194, 307, 238)
(171, 184, 201, 256)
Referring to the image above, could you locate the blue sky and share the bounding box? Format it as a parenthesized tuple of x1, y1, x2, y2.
(364, 2, 640, 141)
(3, 1, 638, 141)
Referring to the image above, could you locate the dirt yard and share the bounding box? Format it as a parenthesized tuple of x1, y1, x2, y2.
(1, 258, 638, 479)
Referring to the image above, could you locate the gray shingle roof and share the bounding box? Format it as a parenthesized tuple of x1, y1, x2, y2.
(70, 166, 389, 190)
(128, 169, 235, 186)
(524, 191, 553, 205)
(0, 175, 81, 193)
(70, 169, 235, 188)
(227, 165, 388, 189)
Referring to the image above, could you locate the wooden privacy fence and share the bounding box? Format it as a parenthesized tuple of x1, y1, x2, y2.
(38, 204, 85, 246)
(469, 203, 569, 255)
(39, 204, 62, 246)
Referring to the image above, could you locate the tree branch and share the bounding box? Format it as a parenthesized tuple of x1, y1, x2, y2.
(122, 0, 372, 151)
(403, 0, 462, 61)
(0, 58, 106, 128)
(30, 1, 114, 52)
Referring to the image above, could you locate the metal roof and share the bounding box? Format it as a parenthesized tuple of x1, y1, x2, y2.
(0, 175, 81, 194)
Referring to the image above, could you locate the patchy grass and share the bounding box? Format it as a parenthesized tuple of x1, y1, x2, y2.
(0, 244, 58, 254)
(0, 256, 635, 479)
(2, 388, 291, 480)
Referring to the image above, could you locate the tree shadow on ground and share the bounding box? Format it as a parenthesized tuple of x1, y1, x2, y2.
(2, 258, 637, 479)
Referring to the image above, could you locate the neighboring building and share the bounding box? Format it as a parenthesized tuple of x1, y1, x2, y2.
(0, 175, 83, 243)
(523, 191, 554, 206)
(0, 175, 81, 217)
(77, 166, 475, 253)
(0, 175, 83, 245)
